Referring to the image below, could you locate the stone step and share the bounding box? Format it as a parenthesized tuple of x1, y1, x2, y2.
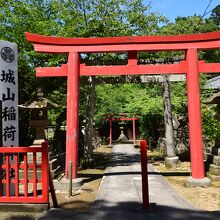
(209, 164, 220, 176)
(207, 172, 220, 181)
(213, 156, 220, 166)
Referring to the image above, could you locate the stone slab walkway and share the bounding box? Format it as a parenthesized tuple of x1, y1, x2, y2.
(38, 144, 220, 220)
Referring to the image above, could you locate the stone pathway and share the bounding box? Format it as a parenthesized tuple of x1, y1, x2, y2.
(38, 144, 220, 220)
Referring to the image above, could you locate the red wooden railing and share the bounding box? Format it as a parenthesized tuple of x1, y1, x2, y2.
(0, 142, 49, 204)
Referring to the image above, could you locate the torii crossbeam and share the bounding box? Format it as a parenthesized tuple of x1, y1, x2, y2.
(25, 31, 220, 186)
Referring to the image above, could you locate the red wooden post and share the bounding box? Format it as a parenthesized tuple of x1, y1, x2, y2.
(14, 154, 19, 197)
(6, 154, 9, 197)
(128, 51, 137, 65)
(109, 117, 112, 145)
(140, 140, 150, 209)
(33, 152, 37, 197)
(132, 115, 136, 144)
(186, 48, 205, 179)
(23, 153, 28, 197)
(41, 142, 49, 203)
(65, 52, 80, 179)
(0, 158, 2, 196)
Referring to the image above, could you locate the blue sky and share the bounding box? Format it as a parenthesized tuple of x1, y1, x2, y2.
(148, 0, 219, 22)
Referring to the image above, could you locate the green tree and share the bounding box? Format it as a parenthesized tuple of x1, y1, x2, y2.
(159, 14, 220, 152)
(160, 15, 218, 35)
(210, 5, 220, 26)
(0, 0, 167, 150)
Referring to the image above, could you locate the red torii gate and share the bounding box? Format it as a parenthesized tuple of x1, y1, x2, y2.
(25, 31, 220, 186)
(103, 113, 139, 145)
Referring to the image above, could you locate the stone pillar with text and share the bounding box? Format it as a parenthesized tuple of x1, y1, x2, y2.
(0, 40, 19, 195)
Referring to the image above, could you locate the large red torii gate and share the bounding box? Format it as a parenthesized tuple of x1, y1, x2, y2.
(25, 31, 220, 186)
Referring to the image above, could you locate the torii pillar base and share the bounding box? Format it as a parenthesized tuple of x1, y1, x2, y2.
(186, 177, 211, 187)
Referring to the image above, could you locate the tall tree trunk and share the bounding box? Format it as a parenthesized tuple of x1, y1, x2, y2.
(162, 75, 177, 159)
(85, 76, 95, 157)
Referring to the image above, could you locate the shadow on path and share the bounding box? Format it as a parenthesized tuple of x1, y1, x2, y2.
(108, 152, 141, 167)
(38, 200, 220, 220)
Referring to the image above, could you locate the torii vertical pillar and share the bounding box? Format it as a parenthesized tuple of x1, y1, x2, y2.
(186, 48, 210, 186)
(66, 52, 80, 179)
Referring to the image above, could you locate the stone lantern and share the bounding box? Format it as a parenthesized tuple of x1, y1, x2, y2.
(19, 89, 58, 145)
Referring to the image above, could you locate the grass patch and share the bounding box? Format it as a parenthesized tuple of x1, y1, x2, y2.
(147, 150, 165, 163)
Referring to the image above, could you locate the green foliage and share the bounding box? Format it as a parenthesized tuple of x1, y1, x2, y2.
(95, 83, 163, 118)
(95, 83, 164, 139)
(202, 104, 220, 140)
(160, 15, 218, 35)
(210, 5, 220, 26)
(0, 0, 168, 145)
(169, 82, 187, 115)
(0, 0, 166, 106)
(158, 14, 220, 143)
(94, 13, 220, 141)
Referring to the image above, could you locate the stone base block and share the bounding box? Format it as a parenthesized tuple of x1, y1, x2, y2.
(186, 177, 211, 187)
(213, 156, 220, 166)
(207, 172, 220, 181)
(107, 144, 113, 148)
(209, 164, 220, 175)
(165, 156, 179, 168)
(53, 177, 83, 192)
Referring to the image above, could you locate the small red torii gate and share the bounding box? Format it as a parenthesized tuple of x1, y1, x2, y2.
(103, 113, 139, 145)
(25, 31, 220, 186)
